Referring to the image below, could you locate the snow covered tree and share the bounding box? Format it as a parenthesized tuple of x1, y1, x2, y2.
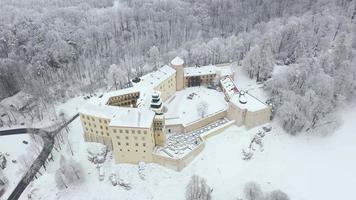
(244, 182, 263, 200)
(264, 190, 290, 200)
(55, 155, 85, 190)
(185, 175, 211, 200)
(148, 46, 161, 70)
(197, 101, 209, 119)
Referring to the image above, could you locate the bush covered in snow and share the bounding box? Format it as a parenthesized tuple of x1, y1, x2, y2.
(264, 190, 290, 200)
(0, 170, 9, 197)
(242, 182, 290, 200)
(0, 153, 7, 170)
(244, 182, 263, 200)
(185, 175, 211, 200)
(87, 143, 107, 164)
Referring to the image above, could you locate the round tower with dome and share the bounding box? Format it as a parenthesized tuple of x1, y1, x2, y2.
(170, 56, 184, 91)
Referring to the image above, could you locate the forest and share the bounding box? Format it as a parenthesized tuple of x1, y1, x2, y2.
(0, 0, 355, 134)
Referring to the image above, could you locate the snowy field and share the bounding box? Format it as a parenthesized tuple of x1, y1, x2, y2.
(0, 134, 33, 199)
(165, 87, 228, 125)
(20, 102, 356, 200)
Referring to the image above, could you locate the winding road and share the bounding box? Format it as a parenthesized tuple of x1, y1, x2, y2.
(0, 114, 79, 200)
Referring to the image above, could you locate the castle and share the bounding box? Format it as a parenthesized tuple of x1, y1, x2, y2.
(79, 57, 271, 170)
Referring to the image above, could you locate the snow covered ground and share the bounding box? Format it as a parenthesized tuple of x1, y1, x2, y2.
(20, 102, 356, 200)
(233, 65, 268, 102)
(0, 134, 33, 199)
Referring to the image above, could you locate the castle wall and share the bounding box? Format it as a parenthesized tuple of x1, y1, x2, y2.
(183, 109, 227, 133)
(80, 113, 113, 150)
(110, 125, 155, 164)
(154, 73, 176, 101)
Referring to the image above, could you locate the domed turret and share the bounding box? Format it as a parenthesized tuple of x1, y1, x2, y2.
(171, 56, 184, 91)
(150, 91, 163, 114)
(239, 91, 247, 104)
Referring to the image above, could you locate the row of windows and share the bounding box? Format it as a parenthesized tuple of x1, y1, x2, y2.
(113, 129, 147, 134)
(117, 142, 147, 147)
(154, 122, 163, 126)
(119, 149, 146, 153)
(116, 135, 146, 141)
(111, 93, 139, 101)
(82, 116, 108, 124)
(86, 128, 110, 136)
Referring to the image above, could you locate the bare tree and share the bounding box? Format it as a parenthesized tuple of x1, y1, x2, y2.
(197, 101, 209, 119)
(55, 155, 85, 190)
(244, 182, 263, 200)
(264, 190, 290, 200)
(185, 175, 211, 200)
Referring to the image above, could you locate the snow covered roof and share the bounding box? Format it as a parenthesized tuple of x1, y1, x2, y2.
(220, 76, 239, 99)
(230, 93, 268, 112)
(79, 104, 155, 128)
(79, 104, 118, 119)
(171, 56, 184, 66)
(184, 65, 216, 77)
(134, 65, 176, 89)
(109, 107, 155, 128)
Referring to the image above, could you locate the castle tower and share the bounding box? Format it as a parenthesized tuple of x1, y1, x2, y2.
(171, 56, 184, 91)
(150, 92, 166, 146)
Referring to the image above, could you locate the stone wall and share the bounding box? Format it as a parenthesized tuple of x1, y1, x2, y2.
(183, 110, 227, 133)
(152, 141, 205, 171)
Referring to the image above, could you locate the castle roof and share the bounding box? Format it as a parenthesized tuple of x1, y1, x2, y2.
(184, 65, 216, 77)
(171, 56, 184, 66)
(79, 104, 155, 128)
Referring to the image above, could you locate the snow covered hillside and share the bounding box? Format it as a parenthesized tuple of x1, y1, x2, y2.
(21, 101, 356, 200)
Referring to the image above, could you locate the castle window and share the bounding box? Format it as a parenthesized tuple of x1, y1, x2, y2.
(131, 130, 135, 134)
(126, 142, 129, 146)
(125, 136, 129, 140)
(143, 150, 146, 153)
(134, 136, 138, 140)
(120, 149, 122, 151)
(99, 119, 102, 123)
(119, 130, 123, 133)
(138, 130, 141, 134)
(135, 143, 138, 146)
(91, 117, 95, 121)
(100, 125, 103, 129)
(106, 133, 109, 136)
(118, 142, 121, 145)
(143, 143, 146, 147)
(84, 122, 86, 125)
(114, 129, 117, 133)
(144, 131, 147, 134)
(116, 136, 120, 139)
(125, 130, 129, 133)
